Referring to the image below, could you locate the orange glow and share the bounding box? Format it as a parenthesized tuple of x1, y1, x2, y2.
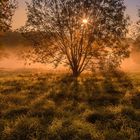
(82, 19, 88, 24)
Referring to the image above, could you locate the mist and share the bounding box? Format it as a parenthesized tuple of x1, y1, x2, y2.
(122, 51, 140, 72)
(0, 32, 140, 72)
(0, 47, 140, 73)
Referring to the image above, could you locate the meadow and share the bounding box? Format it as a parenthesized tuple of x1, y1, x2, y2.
(0, 69, 140, 140)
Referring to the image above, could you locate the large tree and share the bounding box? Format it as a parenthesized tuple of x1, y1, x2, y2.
(0, 0, 17, 32)
(21, 0, 129, 77)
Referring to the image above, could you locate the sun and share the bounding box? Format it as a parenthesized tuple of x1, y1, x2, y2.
(82, 19, 88, 24)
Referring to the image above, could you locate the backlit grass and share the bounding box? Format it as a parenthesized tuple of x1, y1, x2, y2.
(0, 69, 140, 140)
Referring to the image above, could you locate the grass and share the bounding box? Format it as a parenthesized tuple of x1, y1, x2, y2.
(0, 69, 140, 140)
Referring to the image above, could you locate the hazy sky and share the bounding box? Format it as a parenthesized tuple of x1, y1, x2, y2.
(12, 0, 140, 29)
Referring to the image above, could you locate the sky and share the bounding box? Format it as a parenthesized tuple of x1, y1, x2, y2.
(12, 0, 140, 30)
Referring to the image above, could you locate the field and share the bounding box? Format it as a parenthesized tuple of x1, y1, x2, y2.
(0, 69, 140, 140)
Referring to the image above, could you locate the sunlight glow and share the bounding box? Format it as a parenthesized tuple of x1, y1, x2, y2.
(82, 19, 88, 24)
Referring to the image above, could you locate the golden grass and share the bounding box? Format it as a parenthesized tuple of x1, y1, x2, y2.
(0, 69, 140, 140)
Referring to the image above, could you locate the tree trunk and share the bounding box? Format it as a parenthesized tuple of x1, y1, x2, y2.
(72, 69, 80, 77)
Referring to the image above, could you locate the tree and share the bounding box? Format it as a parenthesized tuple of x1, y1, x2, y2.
(137, 8, 140, 36)
(0, 0, 17, 58)
(132, 9, 140, 51)
(0, 0, 17, 32)
(129, 8, 140, 40)
(21, 0, 129, 77)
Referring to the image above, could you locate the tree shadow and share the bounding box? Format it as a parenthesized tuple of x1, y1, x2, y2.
(87, 70, 136, 107)
(48, 70, 136, 108)
(48, 75, 81, 103)
(102, 70, 134, 95)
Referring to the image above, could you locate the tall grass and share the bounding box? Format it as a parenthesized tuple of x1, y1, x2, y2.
(0, 69, 140, 140)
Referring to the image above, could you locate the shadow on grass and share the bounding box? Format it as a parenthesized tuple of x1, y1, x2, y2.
(47, 70, 135, 109)
(0, 71, 140, 140)
(102, 70, 134, 94)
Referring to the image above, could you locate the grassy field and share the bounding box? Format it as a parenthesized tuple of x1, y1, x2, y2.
(0, 69, 140, 140)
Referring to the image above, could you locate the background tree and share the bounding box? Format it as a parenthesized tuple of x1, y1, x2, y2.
(0, 0, 17, 58)
(132, 8, 140, 53)
(21, 0, 129, 77)
(0, 0, 17, 32)
(125, 8, 140, 67)
(129, 8, 140, 40)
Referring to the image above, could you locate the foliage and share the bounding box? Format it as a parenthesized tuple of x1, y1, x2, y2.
(0, 0, 17, 59)
(21, 0, 129, 76)
(0, 0, 17, 32)
(129, 8, 140, 41)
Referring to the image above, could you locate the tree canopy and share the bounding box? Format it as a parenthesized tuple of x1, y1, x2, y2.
(21, 0, 129, 77)
(133, 9, 140, 49)
(0, 0, 17, 32)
